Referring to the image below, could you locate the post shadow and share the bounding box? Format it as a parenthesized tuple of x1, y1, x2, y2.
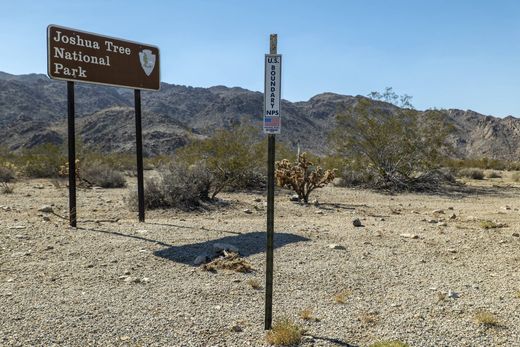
(153, 231, 309, 266)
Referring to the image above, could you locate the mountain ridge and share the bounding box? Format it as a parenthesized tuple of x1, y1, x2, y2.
(2, 71, 520, 159)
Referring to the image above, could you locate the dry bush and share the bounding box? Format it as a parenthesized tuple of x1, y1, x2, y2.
(334, 289, 352, 304)
(358, 312, 379, 325)
(1, 182, 14, 194)
(82, 161, 126, 188)
(485, 170, 502, 178)
(479, 220, 507, 229)
(266, 318, 302, 346)
(474, 310, 500, 327)
(458, 168, 484, 180)
(129, 162, 213, 211)
(202, 252, 253, 273)
(275, 152, 335, 203)
(299, 308, 319, 322)
(0, 164, 16, 183)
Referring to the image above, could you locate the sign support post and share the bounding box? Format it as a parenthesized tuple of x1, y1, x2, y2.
(67, 81, 77, 228)
(265, 33, 278, 331)
(134, 89, 145, 222)
(47, 24, 160, 226)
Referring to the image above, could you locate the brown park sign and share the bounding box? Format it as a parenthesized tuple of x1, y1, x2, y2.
(47, 25, 160, 90)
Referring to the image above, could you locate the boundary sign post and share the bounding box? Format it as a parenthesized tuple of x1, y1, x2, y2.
(47, 25, 160, 226)
(264, 33, 281, 330)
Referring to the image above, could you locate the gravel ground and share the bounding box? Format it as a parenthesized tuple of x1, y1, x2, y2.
(1, 177, 520, 346)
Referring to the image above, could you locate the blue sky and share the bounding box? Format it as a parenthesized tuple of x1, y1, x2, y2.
(2, 0, 520, 116)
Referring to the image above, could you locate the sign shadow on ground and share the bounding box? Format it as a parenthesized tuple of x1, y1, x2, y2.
(154, 231, 309, 266)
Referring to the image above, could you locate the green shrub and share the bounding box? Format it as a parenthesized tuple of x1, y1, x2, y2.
(19, 144, 66, 178)
(458, 168, 484, 180)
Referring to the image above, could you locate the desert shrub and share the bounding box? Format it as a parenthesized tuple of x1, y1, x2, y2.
(0, 163, 16, 183)
(19, 144, 66, 178)
(485, 170, 502, 178)
(331, 93, 453, 191)
(81, 161, 126, 188)
(129, 161, 213, 211)
(1, 182, 14, 194)
(266, 318, 302, 346)
(176, 125, 266, 195)
(474, 310, 500, 327)
(275, 152, 336, 203)
(458, 168, 484, 180)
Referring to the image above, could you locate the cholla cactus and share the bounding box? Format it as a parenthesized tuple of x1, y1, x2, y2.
(275, 152, 336, 203)
(59, 159, 81, 181)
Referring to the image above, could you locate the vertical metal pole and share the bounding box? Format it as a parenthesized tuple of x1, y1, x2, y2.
(265, 33, 277, 331)
(134, 89, 145, 222)
(67, 81, 77, 228)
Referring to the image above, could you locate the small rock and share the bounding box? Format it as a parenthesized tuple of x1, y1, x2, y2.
(400, 233, 419, 239)
(136, 229, 148, 234)
(243, 209, 253, 214)
(447, 207, 454, 210)
(124, 270, 131, 275)
(315, 210, 324, 215)
(503, 205, 512, 210)
(213, 243, 239, 253)
(449, 213, 457, 220)
(312, 199, 319, 206)
(447, 248, 457, 253)
(437, 222, 448, 227)
(512, 233, 520, 237)
(6, 278, 14, 283)
(230, 325, 243, 332)
(328, 244, 346, 250)
(289, 194, 300, 202)
(42, 216, 50, 222)
(352, 218, 363, 227)
(124, 276, 141, 284)
(427, 219, 438, 224)
(34, 184, 44, 189)
(141, 277, 150, 283)
(9, 225, 26, 230)
(194, 255, 209, 265)
(253, 198, 261, 202)
(433, 209, 445, 214)
(38, 205, 53, 213)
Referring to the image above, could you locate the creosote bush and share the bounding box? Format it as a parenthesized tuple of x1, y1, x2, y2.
(331, 94, 453, 191)
(275, 152, 336, 203)
(266, 318, 302, 346)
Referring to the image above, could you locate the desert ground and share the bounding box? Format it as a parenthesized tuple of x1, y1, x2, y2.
(1, 174, 520, 346)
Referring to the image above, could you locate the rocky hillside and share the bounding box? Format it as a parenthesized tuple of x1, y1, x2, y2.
(2, 71, 520, 159)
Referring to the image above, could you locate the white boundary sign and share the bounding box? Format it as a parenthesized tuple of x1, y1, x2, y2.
(263, 54, 282, 134)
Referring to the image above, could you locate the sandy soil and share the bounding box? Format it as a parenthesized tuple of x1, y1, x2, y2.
(1, 175, 520, 346)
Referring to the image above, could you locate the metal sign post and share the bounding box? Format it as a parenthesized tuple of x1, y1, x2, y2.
(67, 81, 77, 227)
(47, 24, 160, 226)
(264, 33, 281, 330)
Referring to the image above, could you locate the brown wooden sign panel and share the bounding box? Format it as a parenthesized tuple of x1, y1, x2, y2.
(47, 25, 160, 90)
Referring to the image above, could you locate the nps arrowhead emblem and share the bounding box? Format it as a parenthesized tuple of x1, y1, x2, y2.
(139, 49, 156, 76)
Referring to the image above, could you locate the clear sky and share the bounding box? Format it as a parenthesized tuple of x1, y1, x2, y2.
(2, 0, 520, 116)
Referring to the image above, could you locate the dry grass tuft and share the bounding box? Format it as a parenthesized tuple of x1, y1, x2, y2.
(474, 310, 500, 327)
(202, 252, 253, 273)
(247, 278, 262, 290)
(299, 308, 319, 322)
(479, 220, 507, 229)
(266, 318, 302, 346)
(358, 312, 379, 325)
(334, 289, 352, 304)
(369, 341, 409, 347)
(1, 182, 14, 194)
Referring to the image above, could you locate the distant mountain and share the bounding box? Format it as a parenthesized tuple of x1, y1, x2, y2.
(1, 71, 520, 159)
